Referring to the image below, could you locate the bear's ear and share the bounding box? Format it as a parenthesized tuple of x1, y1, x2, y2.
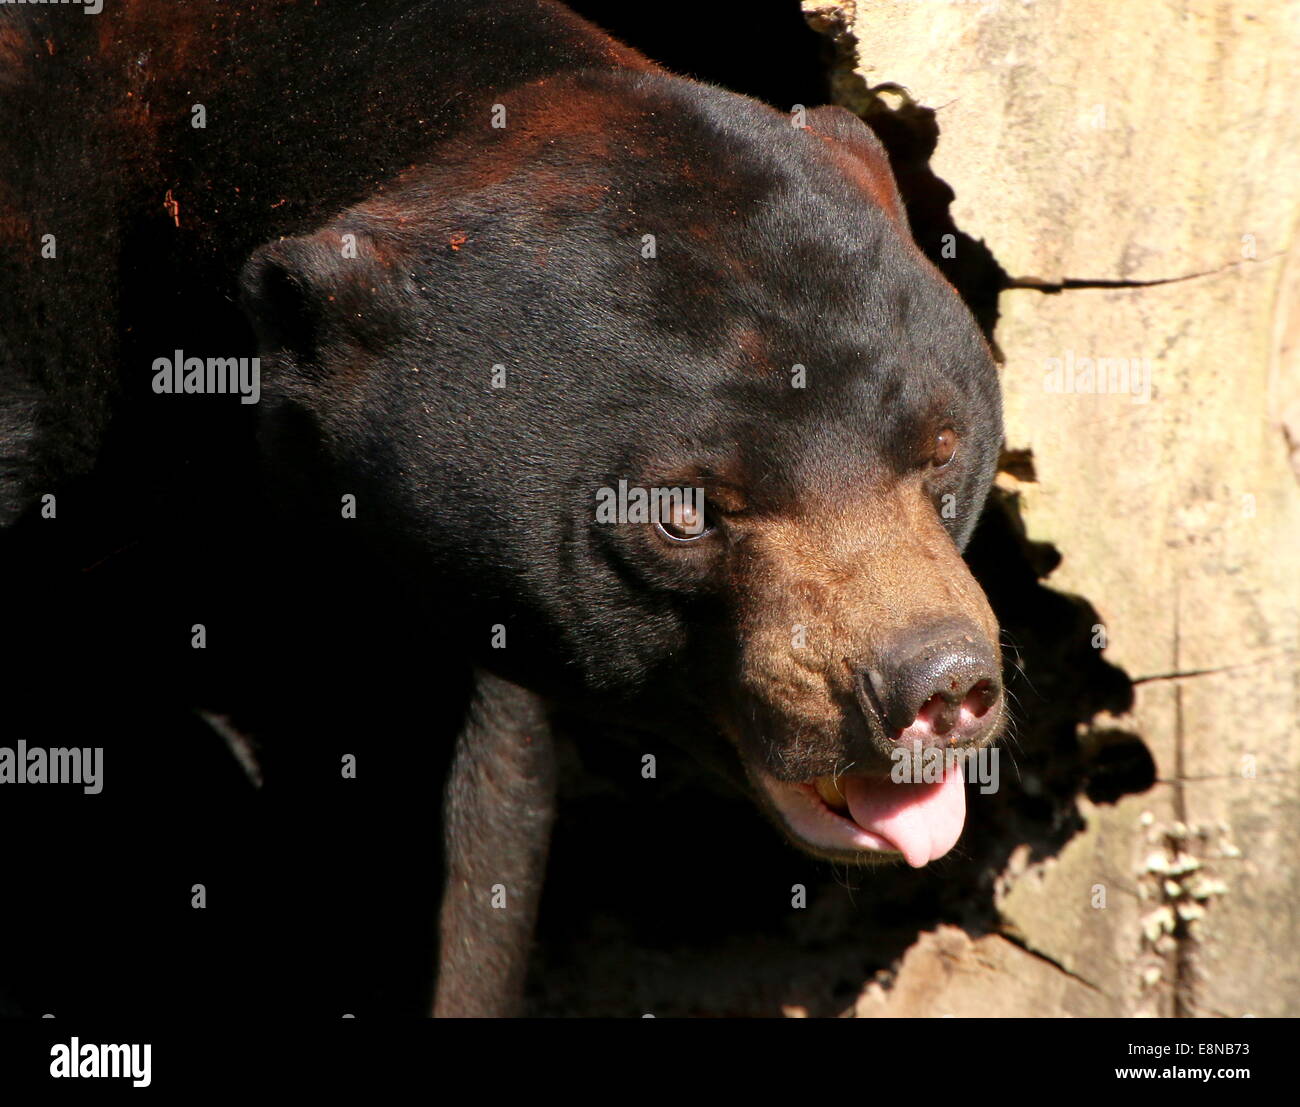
(803, 105, 909, 231)
(239, 234, 341, 365)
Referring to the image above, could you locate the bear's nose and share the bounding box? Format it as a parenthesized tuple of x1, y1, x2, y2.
(856, 619, 1002, 748)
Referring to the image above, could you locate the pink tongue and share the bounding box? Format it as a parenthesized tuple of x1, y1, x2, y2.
(842, 765, 967, 868)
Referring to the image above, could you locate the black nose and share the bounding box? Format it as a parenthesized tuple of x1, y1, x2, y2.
(856, 619, 1001, 747)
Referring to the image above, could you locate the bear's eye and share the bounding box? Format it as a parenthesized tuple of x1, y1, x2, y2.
(654, 497, 716, 544)
(930, 427, 958, 468)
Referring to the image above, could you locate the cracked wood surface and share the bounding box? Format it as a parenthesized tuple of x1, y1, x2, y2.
(807, 0, 1300, 1017)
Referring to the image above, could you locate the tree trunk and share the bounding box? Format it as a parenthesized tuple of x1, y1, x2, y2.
(805, 0, 1300, 1017)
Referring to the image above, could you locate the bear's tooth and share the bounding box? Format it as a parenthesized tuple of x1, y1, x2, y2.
(813, 775, 848, 811)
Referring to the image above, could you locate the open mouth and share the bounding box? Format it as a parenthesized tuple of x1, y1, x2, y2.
(753, 763, 967, 868)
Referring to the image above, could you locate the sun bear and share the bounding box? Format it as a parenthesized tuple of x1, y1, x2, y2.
(0, 0, 1003, 1016)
